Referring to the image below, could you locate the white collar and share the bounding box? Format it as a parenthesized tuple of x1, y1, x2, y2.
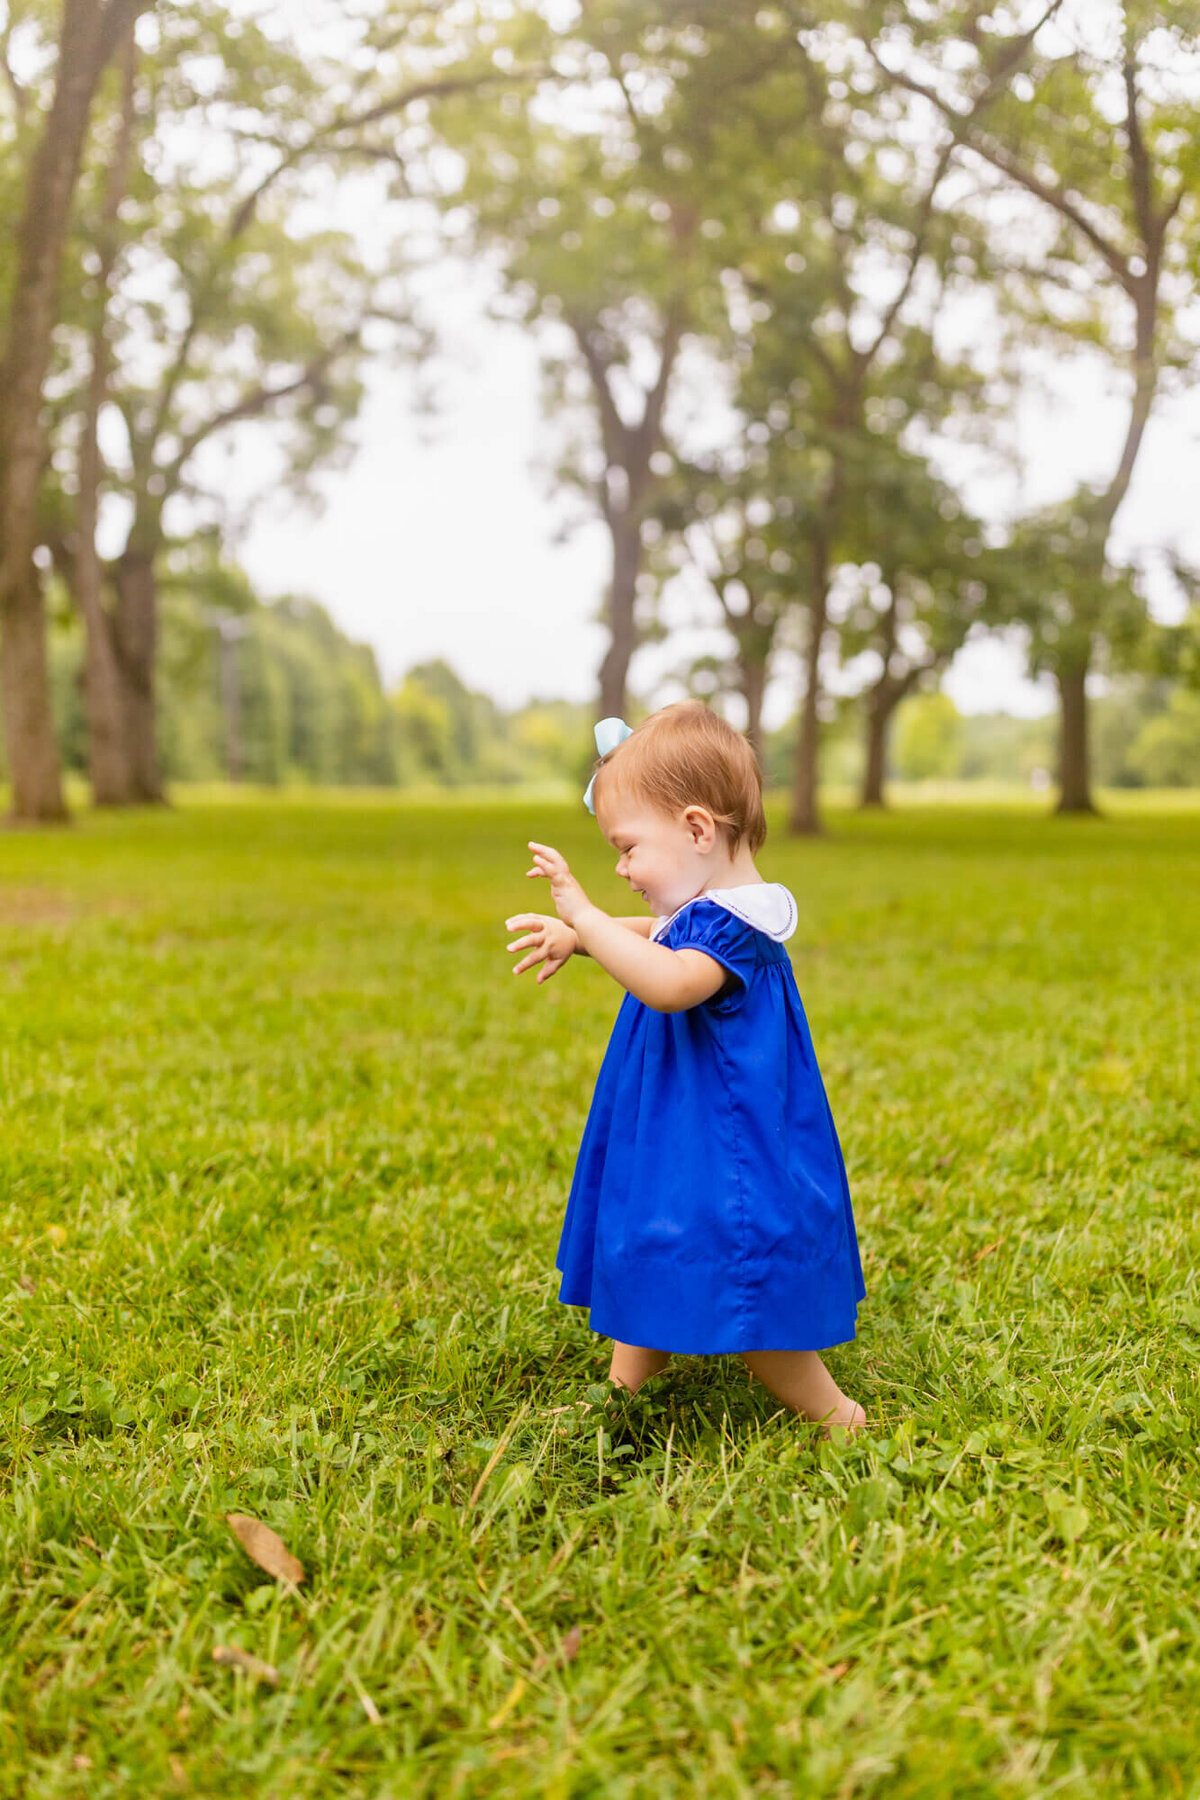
(652, 883, 798, 944)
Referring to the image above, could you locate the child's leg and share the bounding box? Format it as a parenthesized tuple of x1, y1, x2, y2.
(609, 1342, 671, 1392)
(741, 1349, 865, 1433)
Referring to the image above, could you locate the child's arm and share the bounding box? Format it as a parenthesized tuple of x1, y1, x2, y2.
(505, 911, 652, 983)
(524, 843, 726, 1014)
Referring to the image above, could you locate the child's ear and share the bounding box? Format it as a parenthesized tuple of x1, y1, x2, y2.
(684, 806, 717, 851)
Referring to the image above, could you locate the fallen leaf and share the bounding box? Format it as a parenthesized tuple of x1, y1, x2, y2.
(973, 1239, 1004, 1263)
(45, 1225, 67, 1247)
(532, 1623, 582, 1675)
(78, 1534, 99, 1553)
(212, 1644, 280, 1686)
(225, 1514, 304, 1587)
(72, 1755, 92, 1772)
(18, 1274, 37, 1295)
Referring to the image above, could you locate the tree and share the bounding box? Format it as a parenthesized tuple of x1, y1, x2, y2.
(51, 2, 485, 805)
(1125, 687, 1200, 785)
(835, 451, 990, 806)
(864, 0, 1200, 811)
(0, 0, 147, 821)
(653, 461, 800, 755)
(893, 689, 964, 781)
(445, 2, 801, 719)
(722, 37, 992, 833)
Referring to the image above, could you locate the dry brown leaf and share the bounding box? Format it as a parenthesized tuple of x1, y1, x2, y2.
(532, 1623, 582, 1675)
(225, 1513, 304, 1586)
(212, 1644, 280, 1686)
(18, 1274, 37, 1295)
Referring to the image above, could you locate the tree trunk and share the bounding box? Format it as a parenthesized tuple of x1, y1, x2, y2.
(112, 547, 163, 801)
(1056, 655, 1096, 815)
(217, 624, 243, 782)
(0, 564, 68, 822)
(83, 602, 136, 804)
(598, 517, 641, 720)
(789, 542, 830, 836)
(0, 0, 145, 822)
(741, 652, 767, 762)
(860, 691, 890, 808)
(76, 21, 138, 807)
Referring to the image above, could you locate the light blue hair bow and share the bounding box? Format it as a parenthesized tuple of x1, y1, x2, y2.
(583, 716, 633, 813)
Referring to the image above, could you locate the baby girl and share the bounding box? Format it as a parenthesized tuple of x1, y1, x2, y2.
(505, 701, 865, 1432)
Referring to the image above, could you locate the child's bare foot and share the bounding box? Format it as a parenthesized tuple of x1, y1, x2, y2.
(824, 1398, 867, 1440)
(741, 1348, 865, 1435)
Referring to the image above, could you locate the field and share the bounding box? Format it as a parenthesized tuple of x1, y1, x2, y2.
(1, 795, 1197, 1798)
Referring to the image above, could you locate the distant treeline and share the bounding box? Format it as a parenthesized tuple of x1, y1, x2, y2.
(30, 577, 1200, 793)
(39, 582, 593, 792)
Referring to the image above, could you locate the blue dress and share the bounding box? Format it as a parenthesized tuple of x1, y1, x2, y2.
(556, 886, 865, 1354)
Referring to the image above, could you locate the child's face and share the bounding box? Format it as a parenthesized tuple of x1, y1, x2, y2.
(597, 792, 713, 916)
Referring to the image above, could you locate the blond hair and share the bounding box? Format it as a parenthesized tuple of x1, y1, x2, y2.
(591, 701, 767, 854)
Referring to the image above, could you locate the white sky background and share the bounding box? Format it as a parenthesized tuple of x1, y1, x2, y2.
(199, 6, 1200, 730)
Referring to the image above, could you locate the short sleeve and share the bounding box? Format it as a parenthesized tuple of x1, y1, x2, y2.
(662, 900, 760, 1014)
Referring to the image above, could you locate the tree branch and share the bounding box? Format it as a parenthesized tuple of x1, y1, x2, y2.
(150, 63, 545, 475)
(635, 292, 687, 478)
(569, 315, 627, 470)
(163, 329, 361, 492)
(868, 46, 1134, 292)
(862, 138, 955, 369)
(1122, 47, 1155, 253)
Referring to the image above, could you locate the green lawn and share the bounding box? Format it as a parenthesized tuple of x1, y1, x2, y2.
(1, 796, 1197, 1798)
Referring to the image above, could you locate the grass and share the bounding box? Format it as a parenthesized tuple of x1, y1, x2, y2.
(0, 795, 1197, 1799)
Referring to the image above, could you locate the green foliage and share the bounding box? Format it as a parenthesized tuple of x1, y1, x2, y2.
(0, 797, 1198, 1793)
(46, 579, 396, 788)
(960, 710, 1056, 785)
(1126, 687, 1200, 787)
(893, 692, 964, 782)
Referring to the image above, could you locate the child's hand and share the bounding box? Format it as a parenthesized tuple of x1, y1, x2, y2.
(505, 912, 577, 984)
(525, 842, 593, 930)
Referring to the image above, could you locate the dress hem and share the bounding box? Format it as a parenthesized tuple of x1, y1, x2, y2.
(556, 1297, 860, 1356)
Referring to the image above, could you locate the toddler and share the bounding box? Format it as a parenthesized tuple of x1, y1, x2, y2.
(505, 702, 865, 1432)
